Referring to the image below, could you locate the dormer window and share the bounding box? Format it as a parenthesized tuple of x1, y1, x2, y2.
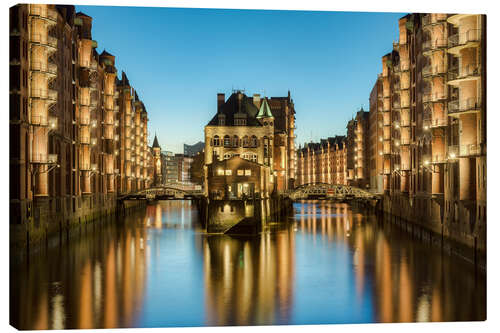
(234, 118, 246, 126)
(218, 114, 226, 126)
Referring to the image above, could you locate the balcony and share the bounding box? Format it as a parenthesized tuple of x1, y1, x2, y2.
(31, 61, 57, 76)
(429, 154, 447, 164)
(448, 64, 481, 84)
(31, 153, 58, 164)
(422, 14, 447, 27)
(29, 5, 58, 23)
(401, 163, 411, 171)
(31, 88, 57, 101)
(429, 117, 447, 128)
(80, 117, 90, 126)
(422, 39, 447, 53)
(423, 92, 447, 103)
(448, 29, 481, 54)
(422, 64, 446, 78)
(400, 138, 411, 146)
(448, 97, 481, 116)
(80, 135, 91, 145)
(30, 33, 58, 49)
(459, 144, 484, 157)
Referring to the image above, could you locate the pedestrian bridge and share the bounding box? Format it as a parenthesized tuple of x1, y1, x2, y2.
(285, 183, 378, 201)
(118, 185, 204, 201)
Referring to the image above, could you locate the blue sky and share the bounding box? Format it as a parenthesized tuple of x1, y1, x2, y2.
(77, 5, 404, 153)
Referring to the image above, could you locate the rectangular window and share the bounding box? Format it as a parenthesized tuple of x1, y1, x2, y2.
(217, 169, 224, 176)
(237, 169, 244, 176)
(225, 170, 232, 176)
(245, 169, 251, 176)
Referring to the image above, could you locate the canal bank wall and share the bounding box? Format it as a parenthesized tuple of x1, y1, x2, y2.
(369, 194, 486, 270)
(10, 196, 147, 254)
(197, 195, 293, 234)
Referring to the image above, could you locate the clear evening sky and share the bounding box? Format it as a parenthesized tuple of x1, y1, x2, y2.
(77, 5, 405, 153)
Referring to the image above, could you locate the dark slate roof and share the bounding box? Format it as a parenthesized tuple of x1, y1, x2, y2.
(76, 11, 91, 18)
(121, 71, 130, 86)
(298, 136, 346, 154)
(207, 92, 262, 127)
(100, 49, 113, 57)
(152, 135, 160, 148)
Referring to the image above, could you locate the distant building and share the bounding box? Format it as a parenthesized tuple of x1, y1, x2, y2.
(346, 108, 370, 189)
(183, 141, 204, 157)
(296, 136, 347, 186)
(163, 151, 178, 184)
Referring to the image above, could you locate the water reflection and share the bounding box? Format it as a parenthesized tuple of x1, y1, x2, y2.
(10, 200, 486, 329)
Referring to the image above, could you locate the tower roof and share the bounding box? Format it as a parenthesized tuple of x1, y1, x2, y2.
(152, 134, 160, 148)
(256, 98, 273, 119)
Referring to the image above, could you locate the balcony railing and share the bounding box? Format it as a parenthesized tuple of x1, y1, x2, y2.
(448, 97, 481, 114)
(30, 114, 49, 127)
(400, 138, 411, 145)
(422, 14, 447, 27)
(31, 61, 57, 75)
(430, 154, 446, 164)
(429, 117, 447, 128)
(457, 64, 481, 80)
(29, 5, 58, 22)
(31, 153, 58, 164)
(80, 117, 90, 126)
(401, 164, 411, 171)
(422, 64, 446, 77)
(80, 135, 91, 144)
(422, 39, 447, 52)
(448, 29, 481, 48)
(30, 33, 58, 49)
(31, 88, 57, 101)
(423, 92, 447, 103)
(459, 144, 483, 157)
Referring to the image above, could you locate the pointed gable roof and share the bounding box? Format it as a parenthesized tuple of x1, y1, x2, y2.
(206, 92, 261, 126)
(256, 98, 273, 119)
(152, 134, 160, 148)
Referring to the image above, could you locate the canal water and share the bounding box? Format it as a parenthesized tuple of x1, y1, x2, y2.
(10, 200, 486, 329)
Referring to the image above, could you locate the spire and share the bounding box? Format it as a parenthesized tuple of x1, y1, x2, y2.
(152, 134, 160, 148)
(256, 98, 273, 118)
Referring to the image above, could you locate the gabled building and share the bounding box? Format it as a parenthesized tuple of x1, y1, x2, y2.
(204, 90, 295, 198)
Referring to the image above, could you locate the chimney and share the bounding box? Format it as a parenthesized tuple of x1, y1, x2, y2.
(217, 93, 225, 112)
(253, 94, 261, 109)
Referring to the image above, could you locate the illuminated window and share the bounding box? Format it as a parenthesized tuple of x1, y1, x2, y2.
(245, 169, 251, 176)
(224, 135, 231, 147)
(237, 169, 244, 176)
(225, 170, 232, 175)
(217, 169, 224, 176)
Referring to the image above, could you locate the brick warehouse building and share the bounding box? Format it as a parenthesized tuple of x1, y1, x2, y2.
(204, 90, 296, 198)
(9, 4, 153, 245)
(365, 13, 486, 259)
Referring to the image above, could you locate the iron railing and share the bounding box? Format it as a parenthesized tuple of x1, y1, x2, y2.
(448, 97, 481, 114)
(448, 29, 481, 48)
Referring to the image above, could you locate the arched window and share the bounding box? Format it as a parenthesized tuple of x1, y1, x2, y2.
(233, 135, 239, 147)
(251, 135, 258, 147)
(242, 153, 257, 163)
(223, 152, 233, 160)
(213, 135, 220, 146)
(223, 135, 231, 147)
(242, 136, 249, 147)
